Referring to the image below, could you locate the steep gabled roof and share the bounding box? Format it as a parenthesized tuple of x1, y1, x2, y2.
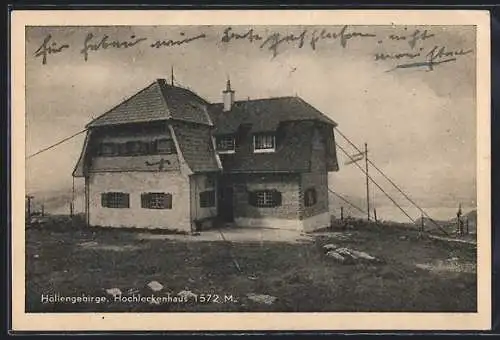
(170, 122, 221, 173)
(207, 96, 337, 135)
(86, 79, 212, 128)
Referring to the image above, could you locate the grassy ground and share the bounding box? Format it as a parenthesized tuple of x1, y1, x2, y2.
(26, 217, 477, 313)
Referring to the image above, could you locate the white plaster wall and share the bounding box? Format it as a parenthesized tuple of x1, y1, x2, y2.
(301, 211, 331, 232)
(190, 174, 218, 221)
(88, 171, 191, 232)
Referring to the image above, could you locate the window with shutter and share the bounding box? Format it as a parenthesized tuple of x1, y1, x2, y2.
(250, 189, 282, 207)
(141, 192, 172, 209)
(199, 190, 216, 208)
(304, 188, 317, 207)
(101, 192, 129, 208)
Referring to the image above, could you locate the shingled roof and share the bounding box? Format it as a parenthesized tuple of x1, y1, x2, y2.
(207, 96, 337, 135)
(218, 120, 338, 173)
(86, 79, 212, 128)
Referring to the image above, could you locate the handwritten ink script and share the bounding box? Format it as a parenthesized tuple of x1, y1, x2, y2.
(221, 25, 377, 57)
(33, 26, 474, 72)
(34, 34, 70, 65)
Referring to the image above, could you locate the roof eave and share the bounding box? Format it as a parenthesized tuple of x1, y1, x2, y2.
(86, 117, 171, 129)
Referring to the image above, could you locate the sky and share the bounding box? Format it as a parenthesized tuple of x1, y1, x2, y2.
(24, 25, 477, 221)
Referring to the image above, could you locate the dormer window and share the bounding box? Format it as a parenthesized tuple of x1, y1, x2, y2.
(216, 135, 236, 154)
(253, 133, 275, 153)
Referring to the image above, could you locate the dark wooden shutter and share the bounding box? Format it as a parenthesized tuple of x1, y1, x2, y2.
(272, 190, 282, 207)
(248, 191, 257, 206)
(141, 193, 148, 208)
(165, 193, 172, 209)
(101, 193, 108, 207)
(123, 193, 130, 208)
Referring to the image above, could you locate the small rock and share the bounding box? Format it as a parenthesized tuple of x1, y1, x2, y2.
(248, 275, 258, 280)
(106, 288, 122, 298)
(33, 254, 39, 259)
(188, 278, 195, 283)
(147, 281, 164, 292)
(336, 247, 356, 258)
(349, 249, 376, 261)
(79, 241, 99, 248)
(247, 293, 277, 305)
(399, 235, 408, 240)
(323, 243, 339, 251)
(178, 290, 197, 300)
(326, 250, 347, 263)
(449, 257, 459, 261)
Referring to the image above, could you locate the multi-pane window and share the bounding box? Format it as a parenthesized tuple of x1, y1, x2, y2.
(157, 139, 176, 154)
(101, 192, 130, 208)
(98, 143, 117, 156)
(253, 133, 276, 152)
(216, 135, 236, 152)
(97, 138, 176, 157)
(249, 189, 282, 208)
(125, 141, 145, 155)
(199, 190, 216, 208)
(304, 188, 317, 207)
(141, 192, 172, 209)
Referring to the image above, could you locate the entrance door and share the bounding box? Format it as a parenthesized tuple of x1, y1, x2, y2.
(218, 186, 234, 222)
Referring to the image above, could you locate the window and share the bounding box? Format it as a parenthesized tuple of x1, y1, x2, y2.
(101, 192, 129, 208)
(253, 133, 275, 153)
(141, 192, 172, 209)
(98, 143, 117, 156)
(304, 188, 317, 207)
(157, 139, 176, 154)
(249, 189, 282, 208)
(125, 141, 146, 155)
(97, 139, 176, 157)
(199, 190, 216, 208)
(216, 135, 235, 153)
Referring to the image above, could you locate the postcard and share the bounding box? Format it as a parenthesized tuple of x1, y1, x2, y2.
(11, 9, 491, 331)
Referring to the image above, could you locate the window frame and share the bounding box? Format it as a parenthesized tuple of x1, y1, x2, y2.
(156, 138, 176, 155)
(216, 135, 236, 154)
(304, 187, 318, 207)
(141, 192, 173, 210)
(253, 133, 276, 153)
(98, 142, 117, 157)
(199, 190, 216, 208)
(97, 138, 176, 157)
(249, 189, 282, 208)
(101, 192, 130, 209)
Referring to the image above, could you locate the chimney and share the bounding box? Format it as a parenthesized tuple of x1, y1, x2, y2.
(223, 79, 235, 112)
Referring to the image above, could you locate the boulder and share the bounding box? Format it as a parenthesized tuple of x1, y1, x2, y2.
(147, 281, 164, 292)
(246, 293, 277, 305)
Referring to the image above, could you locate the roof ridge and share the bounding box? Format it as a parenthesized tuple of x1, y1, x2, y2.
(86, 81, 161, 128)
(155, 79, 174, 121)
(209, 95, 298, 106)
(158, 78, 212, 105)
